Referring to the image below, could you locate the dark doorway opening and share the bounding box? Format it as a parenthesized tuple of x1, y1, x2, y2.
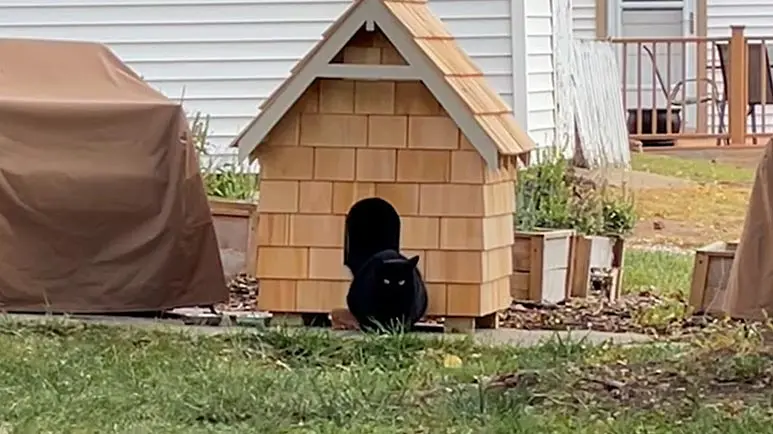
(344, 197, 401, 276)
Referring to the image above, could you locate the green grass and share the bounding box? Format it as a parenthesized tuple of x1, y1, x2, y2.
(0, 319, 772, 433)
(623, 249, 694, 297)
(631, 153, 754, 184)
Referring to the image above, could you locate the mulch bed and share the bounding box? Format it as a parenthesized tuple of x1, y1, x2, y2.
(502, 290, 747, 337)
(221, 274, 749, 337)
(220, 274, 259, 312)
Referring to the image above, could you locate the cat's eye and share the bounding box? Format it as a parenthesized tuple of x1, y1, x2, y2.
(397, 280, 406, 286)
(383, 278, 390, 284)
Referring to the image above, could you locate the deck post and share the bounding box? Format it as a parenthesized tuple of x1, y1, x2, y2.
(595, 0, 607, 38)
(728, 25, 748, 145)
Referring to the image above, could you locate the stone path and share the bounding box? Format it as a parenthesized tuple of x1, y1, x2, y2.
(5, 313, 651, 347)
(574, 167, 695, 190)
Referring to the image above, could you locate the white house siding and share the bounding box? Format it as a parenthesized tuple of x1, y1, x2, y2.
(572, 0, 597, 40)
(708, 0, 773, 37)
(707, 0, 773, 135)
(0, 0, 515, 163)
(524, 0, 557, 150)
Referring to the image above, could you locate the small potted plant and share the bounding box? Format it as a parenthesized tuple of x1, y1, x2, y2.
(566, 179, 636, 302)
(512, 151, 576, 304)
(193, 112, 260, 278)
(512, 150, 636, 304)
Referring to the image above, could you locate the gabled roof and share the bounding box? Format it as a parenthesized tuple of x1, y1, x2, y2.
(231, 0, 535, 168)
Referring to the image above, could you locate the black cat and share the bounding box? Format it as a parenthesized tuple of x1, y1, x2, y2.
(346, 249, 428, 332)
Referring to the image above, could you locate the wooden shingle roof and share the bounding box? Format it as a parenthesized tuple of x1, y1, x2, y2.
(232, 0, 535, 166)
(384, 0, 533, 155)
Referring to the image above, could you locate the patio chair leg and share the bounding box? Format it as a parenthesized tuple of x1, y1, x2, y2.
(716, 100, 728, 146)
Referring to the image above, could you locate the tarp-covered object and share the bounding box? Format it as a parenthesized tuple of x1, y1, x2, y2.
(0, 39, 227, 312)
(712, 138, 773, 320)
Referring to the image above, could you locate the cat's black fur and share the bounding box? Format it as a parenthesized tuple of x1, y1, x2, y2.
(346, 249, 428, 332)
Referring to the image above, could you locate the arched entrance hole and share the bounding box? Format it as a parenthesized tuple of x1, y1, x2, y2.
(344, 197, 401, 275)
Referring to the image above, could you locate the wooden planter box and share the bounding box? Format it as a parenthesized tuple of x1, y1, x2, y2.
(568, 235, 625, 302)
(209, 198, 259, 277)
(689, 241, 737, 314)
(511, 229, 574, 304)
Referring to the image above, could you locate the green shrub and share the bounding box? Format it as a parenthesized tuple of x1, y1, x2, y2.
(600, 191, 637, 237)
(514, 149, 636, 237)
(191, 112, 258, 201)
(515, 151, 574, 231)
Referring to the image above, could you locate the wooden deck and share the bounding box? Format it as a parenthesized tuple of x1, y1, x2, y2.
(611, 27, 773, 150)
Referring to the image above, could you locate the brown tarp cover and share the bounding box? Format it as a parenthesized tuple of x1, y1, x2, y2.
(0, 39, 227, 313)
(712, 138, 773, 320)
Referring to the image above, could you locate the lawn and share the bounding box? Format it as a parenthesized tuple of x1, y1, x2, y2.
(631, 184, 750, 247)
(630, 153, 755, 185)
(623, 250, 693, 297)
(627, 153, 754, 248)
(1, 319, 772, 433)
(619, 153, 750, 298)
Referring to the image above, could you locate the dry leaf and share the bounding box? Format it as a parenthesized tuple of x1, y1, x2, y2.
(443, 354, 463, 368)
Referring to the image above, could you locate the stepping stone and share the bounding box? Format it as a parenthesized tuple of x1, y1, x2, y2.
(223, 311, 272, 328)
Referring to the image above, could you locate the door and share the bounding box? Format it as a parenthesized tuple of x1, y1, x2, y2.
(611, 0, 697, 131)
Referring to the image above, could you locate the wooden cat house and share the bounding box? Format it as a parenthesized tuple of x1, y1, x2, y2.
(231, 0, 535, 332)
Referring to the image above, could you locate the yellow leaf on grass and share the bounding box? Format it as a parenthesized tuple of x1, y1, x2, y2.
(443, 354, 463, 368)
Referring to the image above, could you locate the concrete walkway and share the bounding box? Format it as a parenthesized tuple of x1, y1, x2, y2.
(574, 167, 695, 190)
(4, 313, 652, 347)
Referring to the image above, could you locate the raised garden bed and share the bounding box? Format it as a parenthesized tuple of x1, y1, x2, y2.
(511, 229, 574, 304)
(568, 235, 625, 302)
(689, 241, 737, 314)
(209, 198, 259, 278)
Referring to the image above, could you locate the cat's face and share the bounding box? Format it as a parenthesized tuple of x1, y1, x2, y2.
(376, 255, 419, 290)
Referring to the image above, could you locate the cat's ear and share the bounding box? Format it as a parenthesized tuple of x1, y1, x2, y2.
(407, 255, 420, 268)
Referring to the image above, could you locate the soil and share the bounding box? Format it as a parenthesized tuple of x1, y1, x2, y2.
(500, 290, 745, 338)
(225, 272, 743, 340)
(630, 218, 718, 248)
